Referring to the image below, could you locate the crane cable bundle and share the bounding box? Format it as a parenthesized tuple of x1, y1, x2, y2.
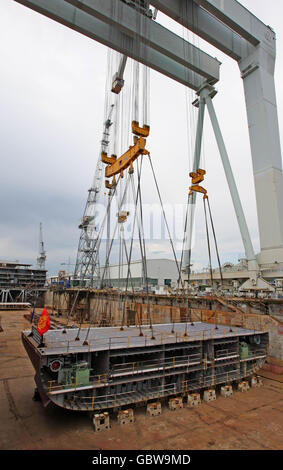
(71, 3, 194, 340)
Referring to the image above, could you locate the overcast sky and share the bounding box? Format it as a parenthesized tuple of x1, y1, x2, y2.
(0, 0, 283, 276)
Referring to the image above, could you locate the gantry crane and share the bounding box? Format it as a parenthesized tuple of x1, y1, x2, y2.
(16, 0, 283, 290)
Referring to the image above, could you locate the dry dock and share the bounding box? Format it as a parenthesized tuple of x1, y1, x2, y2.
(1, 309, 283, 450)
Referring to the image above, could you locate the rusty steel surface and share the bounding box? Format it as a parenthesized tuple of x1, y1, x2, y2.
(1, 309, 283, 450)
(49, 287, 283, 303)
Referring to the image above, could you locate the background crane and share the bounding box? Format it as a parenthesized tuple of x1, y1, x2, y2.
(36, 222, 46, 270)
(73, 104, 115, 286)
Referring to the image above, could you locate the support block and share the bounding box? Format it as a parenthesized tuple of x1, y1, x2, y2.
(250, 376, 263, 388)
(168, 397, 183, 411)
(187, 393, 201, 407)
(203, 389, 216, 402)
(117, 409, 135, 425)
(238, 381, 250, 392)
(146, 402, 161, 416)
(220, 385, 233, 398)
(93, 412, 110, 432)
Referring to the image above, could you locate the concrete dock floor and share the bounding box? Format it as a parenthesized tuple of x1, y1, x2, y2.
(1, 310, 283, 450)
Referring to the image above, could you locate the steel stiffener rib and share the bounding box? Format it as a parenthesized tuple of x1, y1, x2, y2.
(14, 0, 213, 90)
(65, 0, 220, 82)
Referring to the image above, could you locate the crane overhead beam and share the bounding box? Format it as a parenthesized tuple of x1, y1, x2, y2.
(14, 0, 215, 90)
(150, 0, 275, 61)
(65, 0, 220, 83)
(150, 0, 247, 61)
(192, 0, 275, 48)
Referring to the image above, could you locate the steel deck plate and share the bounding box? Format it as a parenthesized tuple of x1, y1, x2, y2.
(23, 322, 264, 356)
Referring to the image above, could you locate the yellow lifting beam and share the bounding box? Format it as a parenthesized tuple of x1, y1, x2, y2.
(102, 121, 150, 187)
(189, 168, 207, 199)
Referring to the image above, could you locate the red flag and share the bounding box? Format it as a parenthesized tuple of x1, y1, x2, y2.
(37, 307, 50, 336)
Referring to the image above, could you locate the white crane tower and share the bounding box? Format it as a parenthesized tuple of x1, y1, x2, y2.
(73, 105, 115, 285)
(37, 222, 46, 270)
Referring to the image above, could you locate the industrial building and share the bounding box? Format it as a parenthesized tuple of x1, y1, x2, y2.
(48, 259, 180, 292)
(102, 258, 180, 290)
(186, 258, 283, 296)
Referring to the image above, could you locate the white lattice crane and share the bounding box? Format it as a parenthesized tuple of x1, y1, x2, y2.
(73, 104, 115, 285)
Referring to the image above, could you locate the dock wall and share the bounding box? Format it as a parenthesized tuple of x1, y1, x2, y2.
(44, 288, 283, 363)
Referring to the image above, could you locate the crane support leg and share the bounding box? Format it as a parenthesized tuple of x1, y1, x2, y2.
(183, 94, 206, 272)
(203, 86, 259, 278)
(239, 47, 283, 266)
